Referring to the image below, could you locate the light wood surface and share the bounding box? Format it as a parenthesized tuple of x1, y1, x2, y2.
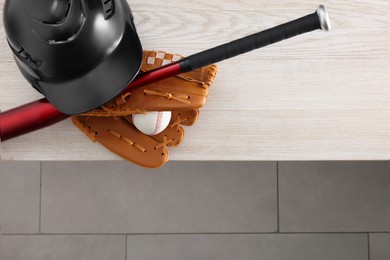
(1, 0, 390, 161)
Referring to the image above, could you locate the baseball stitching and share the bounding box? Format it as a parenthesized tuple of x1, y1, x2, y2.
(152, 111, 164, 135)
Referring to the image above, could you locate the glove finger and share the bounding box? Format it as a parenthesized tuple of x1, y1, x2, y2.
(72, 116, 169, 168)
(80, 51, 217, 117)
(173, 110, 199, 126)
(152, 110, 199, 147)
(112, 51, 217, 112)
(121, 77, 207, 111)
(81, 68, 211, 117)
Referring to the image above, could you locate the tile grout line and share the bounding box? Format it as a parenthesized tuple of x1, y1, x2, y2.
(276, 162, 280, 233)
(367, 233, 371, 260)
(125, 235, 128, 260)
(1, 232, 382, 236)
(39, 161, 42, 234)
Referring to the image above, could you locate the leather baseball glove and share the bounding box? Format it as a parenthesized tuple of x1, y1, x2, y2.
(72, 50, 217, 168)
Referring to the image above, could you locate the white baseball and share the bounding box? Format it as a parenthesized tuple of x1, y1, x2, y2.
(132, 111, 172, 136)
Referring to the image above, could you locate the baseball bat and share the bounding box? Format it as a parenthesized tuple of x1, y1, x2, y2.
(0, 5, 331, 142)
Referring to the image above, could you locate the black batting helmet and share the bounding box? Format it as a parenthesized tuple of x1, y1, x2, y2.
(3, 0, 143, 115)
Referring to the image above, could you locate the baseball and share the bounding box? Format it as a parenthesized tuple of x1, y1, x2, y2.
(132, 111, 172, 136)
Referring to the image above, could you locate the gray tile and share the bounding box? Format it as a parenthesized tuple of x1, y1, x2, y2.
(41, 161, 277, 233)
(0, 161, 40, 234)
(127, 234, 368, 260)
(0, 235, 125, 260)
(370, 234, 390, 260)
(279, 162, 390, 232)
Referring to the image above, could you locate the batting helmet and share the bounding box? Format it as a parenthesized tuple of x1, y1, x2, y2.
(3, 0, 143, 115)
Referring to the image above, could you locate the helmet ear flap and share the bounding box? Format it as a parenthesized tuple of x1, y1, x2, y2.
(101, 0, 115, 19)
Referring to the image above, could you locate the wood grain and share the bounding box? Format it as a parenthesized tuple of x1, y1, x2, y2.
(1, 0, 390, 160)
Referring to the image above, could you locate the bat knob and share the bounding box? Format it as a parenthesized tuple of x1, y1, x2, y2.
(317, 5, 331, 31)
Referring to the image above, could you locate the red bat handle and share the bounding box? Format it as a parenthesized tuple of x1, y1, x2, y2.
(1, 99, 69, 141)
(1, 63, 182, 142)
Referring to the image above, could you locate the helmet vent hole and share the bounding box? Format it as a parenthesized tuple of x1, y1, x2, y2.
(102, 0, 115, 19)
(31, 0, 71, 25)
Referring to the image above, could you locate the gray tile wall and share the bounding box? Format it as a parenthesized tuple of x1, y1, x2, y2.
(40, 161, 277, 233)
(127, 234, 368, 260)
(370, 234, 390, 260)
(1, 235, 126, 260)
(279, 162, 390, 232)
(1, 161, 389, 259)
(0, 162, 40, 234)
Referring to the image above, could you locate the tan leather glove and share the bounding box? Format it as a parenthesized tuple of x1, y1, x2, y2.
(72, 50, 217, 168)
